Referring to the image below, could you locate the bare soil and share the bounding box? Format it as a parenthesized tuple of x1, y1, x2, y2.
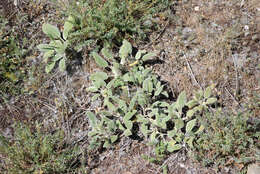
(0, 0, 259, 173)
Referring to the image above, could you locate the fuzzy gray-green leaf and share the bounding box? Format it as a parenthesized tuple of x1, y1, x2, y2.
(124, 129, 132, 137)
(110, 135, 118, 143)
(186, 119, 197, 133)
(204, 86, 212, 98)
(86, 111, 98, 127)
(63, 16, 74, 40)
(119, 40, 132, 64)
(58, 58, 66, 72)
(206, 97, 217, 105)
(90, 72, 108, 81)
(135, 50, 146, 60)
(177, 91, 186, 110)
(42, 23, 61, 40)
(37, 44, 54, 52)
(45, 61, 56, 73)
(142, 52, 156, 61)
(92, 52, 108, 68)
(167, 140, 182, 152)
(101, 48, 114, 60)
(174, 118, 184, 130)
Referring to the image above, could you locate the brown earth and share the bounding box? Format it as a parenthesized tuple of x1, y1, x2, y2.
(0, 0, 259, 174)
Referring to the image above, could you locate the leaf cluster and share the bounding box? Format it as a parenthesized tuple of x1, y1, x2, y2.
(58, 0, 172, 48)
(86, 40, 218, 154)
(37, 16, 75, 73)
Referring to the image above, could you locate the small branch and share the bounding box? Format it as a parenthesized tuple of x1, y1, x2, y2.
(184, 54, 203, 90)
(232, 55, 240, 96)
(225, 87, 241, 107)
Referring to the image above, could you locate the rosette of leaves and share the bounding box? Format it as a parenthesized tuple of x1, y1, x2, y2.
(86, 111, 119, 149)
(186, 86, 217, 118)
(37, 16, 74, 73)
(138, 91, 206, 153)
(87, 40, 217, 155)
(87, 40, 169, 147)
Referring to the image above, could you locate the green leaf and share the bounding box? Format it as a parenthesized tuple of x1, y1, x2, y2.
(45, 61, 56, 73)
(204, 86, 212, 98)
(177, 91, 186, 110)
(195, 125, 205, 134)
(124, 129, 132, 137)
(143, 78, 151, 92)
(186, 100, 197, 108)
(118, 99, 127, 113)
(92, 52, 108, 68)
(112, 62, 122, 77)
(167, 130, 177, 138)
(206, 97, 217, 105)
(101, 48, 114, 60)
(90, 72, 108, 81)
(124, 110, 137, 121)
(137, 114, 149, 124)
(91, 94, 100, 101)
(43, 50, 55, 62)
(110, 135, 118, 143)
(135, 50, 146, 60)
(42, 23, 61, 40)
(167, 140, 182, 152)
(161, 91, 169, 98)
(106, 101, 116, 112)
(124, 120, 133, 130)
(137, 93, 147, 107)
(174, 119, 184, 130)
(58, 58, 66, 72)
(63, 16, 74, 40)
(52, 40, 66, 54)
(123, 73, 134, 82)
(186, 109, 196, 118)
(37, 44, 54, 52)
(186, 119, 197, 133)
(87, 86, 99, 92)
(163, 165, 168, 174)
(140, 124, 149, 138)
(129, 94, 137, 110)
(155, 83, 164, 96)
(186, 137, 194, 148)
(119, 40, 132, 65)
(142, 52, 156, 61)
(86, 111, 98, 127)
(116, 120, 125, 131)
(195, 90, 203, 100)
(150, 131, 158, 144)
(103, 140, 110, 148)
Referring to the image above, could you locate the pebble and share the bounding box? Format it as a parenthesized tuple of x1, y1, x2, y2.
(247, 163, 260, 174)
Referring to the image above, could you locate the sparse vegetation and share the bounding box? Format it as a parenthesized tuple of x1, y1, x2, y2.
(0, 0, 259, 173)
(0, 14, 27, 97)
(0, 123, 80, 174)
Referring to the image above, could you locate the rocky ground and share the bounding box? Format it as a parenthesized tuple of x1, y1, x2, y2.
(0, 0, 259, 173)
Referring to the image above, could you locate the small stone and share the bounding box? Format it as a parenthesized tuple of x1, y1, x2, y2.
(194, 6, 199, 11)
(247, 163, 260, 174)
(244, 25, 249, 30)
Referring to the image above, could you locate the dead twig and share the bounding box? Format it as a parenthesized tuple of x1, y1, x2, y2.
(232, 55, 240, 97)
(225, 87, 241, 107)
(184, 54, 203, 90)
